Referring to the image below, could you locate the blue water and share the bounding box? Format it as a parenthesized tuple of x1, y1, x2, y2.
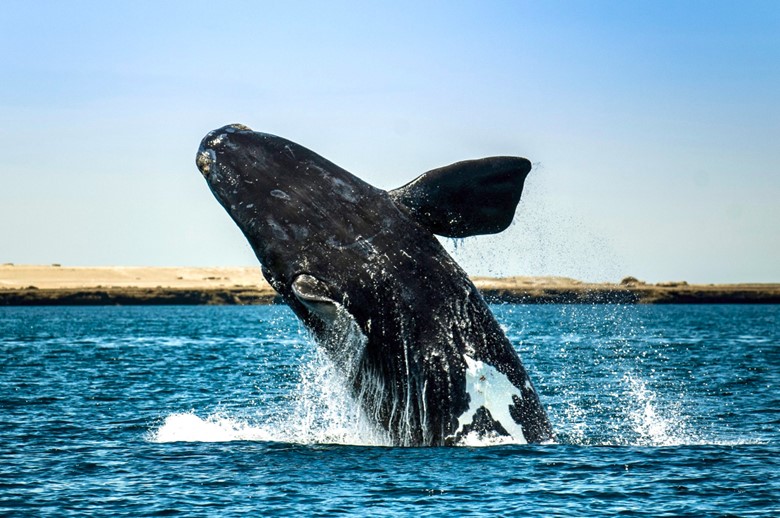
(1, 304, 778, 516)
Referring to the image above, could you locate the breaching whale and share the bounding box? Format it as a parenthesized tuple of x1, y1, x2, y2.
(196, 124, 554, 446)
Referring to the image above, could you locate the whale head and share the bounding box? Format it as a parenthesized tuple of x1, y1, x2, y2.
(196, 124, 393, 298)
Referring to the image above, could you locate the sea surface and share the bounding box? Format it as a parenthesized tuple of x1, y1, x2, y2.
(1, 304, 778, 516)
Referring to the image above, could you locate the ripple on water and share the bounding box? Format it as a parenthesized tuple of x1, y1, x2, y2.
(0, 304, 778, 515)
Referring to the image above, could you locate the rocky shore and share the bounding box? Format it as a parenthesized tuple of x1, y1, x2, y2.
(1, 265, 778, 306)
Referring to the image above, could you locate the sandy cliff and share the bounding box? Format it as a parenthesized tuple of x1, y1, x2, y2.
(1, 265, 778, 305)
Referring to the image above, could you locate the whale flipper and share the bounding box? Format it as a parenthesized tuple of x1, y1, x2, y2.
(389, 156, 531, 238)
(292, 274, 339, 323)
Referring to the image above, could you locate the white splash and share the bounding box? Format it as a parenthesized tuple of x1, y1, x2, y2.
(151, 412, 272, 443)
(150, 314, 391, 446)
(150, 347, 392, 446)
(285, 341, 392, 446)
(622, 373, 696, 447)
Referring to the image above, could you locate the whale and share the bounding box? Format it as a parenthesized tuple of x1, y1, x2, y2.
(196, 124, 554, 446)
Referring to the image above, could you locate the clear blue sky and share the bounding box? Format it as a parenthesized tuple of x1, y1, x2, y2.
(2, 1, 778, 282)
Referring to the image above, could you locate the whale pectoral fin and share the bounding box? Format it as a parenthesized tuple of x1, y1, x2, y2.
(389, 157, 531, 238)
(291, 274, 339, 322)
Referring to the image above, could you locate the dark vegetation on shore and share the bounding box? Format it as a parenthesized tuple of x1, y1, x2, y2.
(2, 283, 778, 306)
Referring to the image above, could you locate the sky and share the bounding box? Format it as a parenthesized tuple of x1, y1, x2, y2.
(1, 0, 778, 283)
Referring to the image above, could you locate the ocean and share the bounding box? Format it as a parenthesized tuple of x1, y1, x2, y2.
(1, 304, 777, 516)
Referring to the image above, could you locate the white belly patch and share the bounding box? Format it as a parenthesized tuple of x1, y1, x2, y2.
(456, 355, 528, 444)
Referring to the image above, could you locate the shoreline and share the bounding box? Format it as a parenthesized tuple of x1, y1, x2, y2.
(1, 265, 778, 305)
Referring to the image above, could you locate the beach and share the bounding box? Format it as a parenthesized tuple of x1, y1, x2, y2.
(1, 264, 777, 305)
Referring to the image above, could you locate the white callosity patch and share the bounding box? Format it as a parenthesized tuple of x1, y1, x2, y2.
(196, 149, 215, 176)
(456, 355, 528, 444)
